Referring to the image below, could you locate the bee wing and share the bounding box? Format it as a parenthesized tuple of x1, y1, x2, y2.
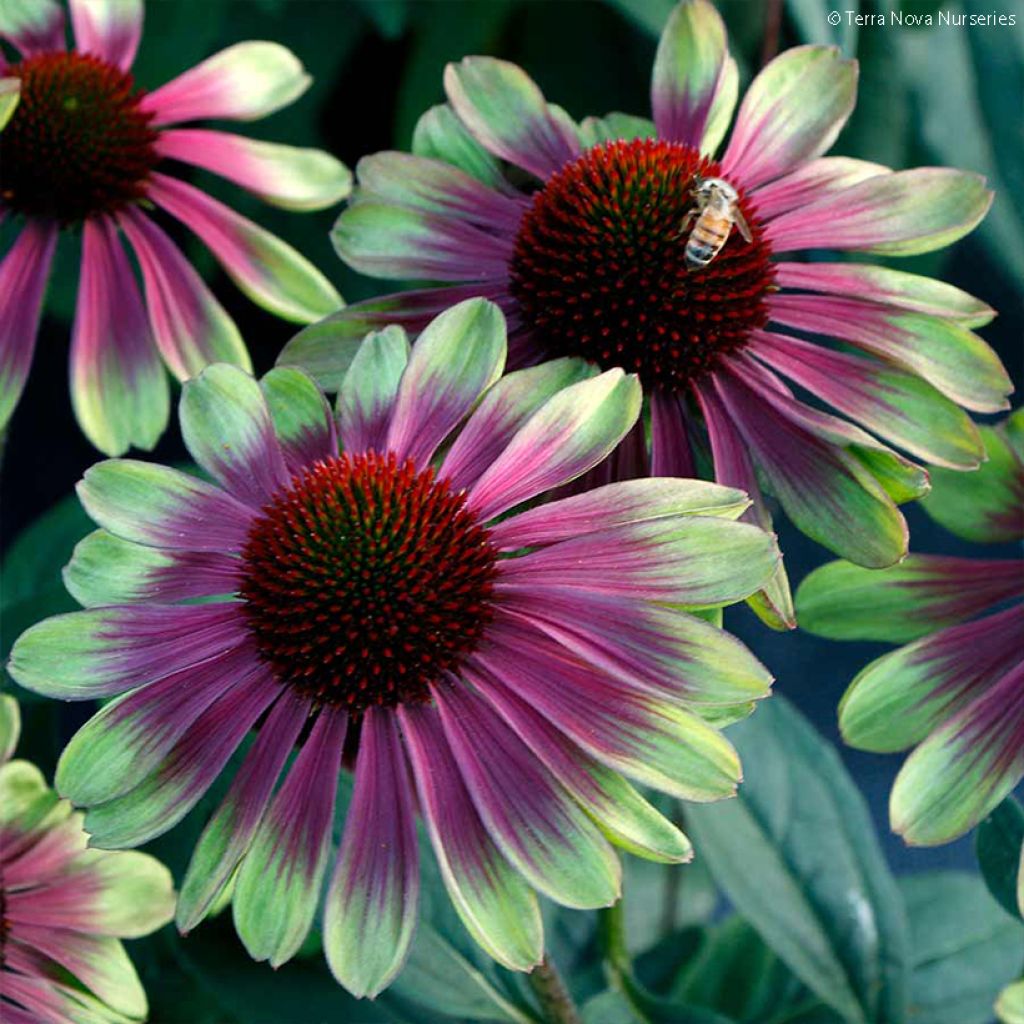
(733, 207, 753, 243)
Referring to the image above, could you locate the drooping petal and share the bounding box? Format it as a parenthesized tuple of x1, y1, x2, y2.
(922, 419, 1024, 543)
(150, 173, 341, 324)
(8, 603, 249, 701)
(385, 298, 506, 467)
(696, 381, 795, 630)
(324, 709, 419, 998)
(141, 41, 311, 126)
(82, 670, 279, 849)
(233, 707, 347, 967)
(258, 366, 337, 473)
(491, 476, 748, 549)
(277, 284, 510, 392)
(766, 168, 993, 255)
(496, 585, 772, 708)
(470, 619, 741, 802)
(434, 682, 621, 909)
(336, 325, 409, 455)
(441, 358, 595, 493)
(411, 102, 511, 189)
(766, 293, 1012, 413)
(474, 677, 692, 863)
(650, 390, 697, 477)
(750, 157, 888, 220)
(398, 703, 543, 971)
(156, 129, 351, 211)
(0, 219, 57, 431)
(467, 369, 642, 522)
(64, 530, 240, 607)
(721, 45, 858, 189)
(650, 0, 728, 149)
(578, 111, 657, 148)
(0, 693, 18, 764)
(712, 360, 908, 568)
(750, 330, 984, 469)
(0, 0, 64, 55)
(797, 556, 1024, 644)
(117, 207, 251, 379)
(180, 364, 290, 509)
(333, 200, 514, 282)
(176, 691, 308, 932)
(444, 57, 579, 179)
(773, 261, 995, 327)
(68, 0, 142, 70)
(0, 76, 21, 130)
(890, 661, 1024, 846)
(354, 150, 525, 231)
(76, 458, 255, 552)
(497, 515, 779, 608)
(71, 217, 169, 456)
(53, 643, 260, 806)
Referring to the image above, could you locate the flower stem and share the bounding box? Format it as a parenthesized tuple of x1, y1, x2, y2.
(528, 953, 581, 1024)
(599, 900, 654, 1024)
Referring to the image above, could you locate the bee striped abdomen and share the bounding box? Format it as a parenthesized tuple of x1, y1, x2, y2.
(685, 212, 731, 271)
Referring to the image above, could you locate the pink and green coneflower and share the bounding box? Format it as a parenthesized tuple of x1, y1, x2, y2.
(281, 0, 1012, 628)
(0, 694, 174, 1024)
(9, 299, 781, 998)
(0, 0, 349, 454)
(797, 409, 1024, 847)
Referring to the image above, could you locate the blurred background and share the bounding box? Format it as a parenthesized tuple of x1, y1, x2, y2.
(2, 0, 1022, 1020)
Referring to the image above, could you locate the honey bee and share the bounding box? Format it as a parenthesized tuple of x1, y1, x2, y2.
(680, 176, 752, 272)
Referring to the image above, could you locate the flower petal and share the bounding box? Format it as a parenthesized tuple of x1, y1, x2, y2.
(766, 168, 993, 255)
(498, 515, 780, 608)
(64, 530, 240, 607)
(714, 359, 907, 567)
(474, 678, 692, 863)
(180, 364, 289, 508)
(411, 102, 510, 189)
(0, 0, 64, 55)
(68, 0, 142, 70)
(325, 709, 419, 998)
(71, 217, 169, 456)
(766, 293, 1012, 413)
(0, 76, 22, 130)
(156, 129, 350, 211)
(234, 707, 347, 967)
(750, 157, 888, 220)
(890, 661, 1024, 846)
(9, 603, 249, 701)
(333, 200, 513, 281)
(398, 703, 542, 971)
(750, 330, 984, 469)
(722, 45, 858, 189)
(385, 298, 506, 467)
(260, 366, 337, 473)
(176, 691, 308, 933)
(839, 604, 1023, 754)
(467, 369, 642, 522)
(701, 56, 738, 155)
(77, 458, 254, 552)
(117, 207, 251, 379)
(491, 476, 748, 549)
(922, 419, 1024, 543)
(141, 41, 311, 126)
(444, 57, 579, 179)
(150, 173, 341, 324)
(774, 260, 995, 327)
(336, 325, 409, 455)
(797, 555, 1024, 644)
(650, 0, 728, 149)
(0, 219, 57, 431)
(0, 693, 19, 764)
(442, 358, 595, 493)
(578, 111, 657, 147)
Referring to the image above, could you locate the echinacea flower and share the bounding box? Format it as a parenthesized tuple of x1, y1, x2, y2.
(282, 0, 1013, 628)
(0, 0, 349, 454)
(9, 298, 780, 998)
(0, 694, 174, 1024)
(796, 409, 1024, 846)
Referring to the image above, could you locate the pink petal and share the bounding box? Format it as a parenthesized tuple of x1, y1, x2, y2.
(68, 0, 142, 70)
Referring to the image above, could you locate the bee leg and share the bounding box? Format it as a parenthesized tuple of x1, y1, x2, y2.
(676, 210, 696, 238)
(734, 208, 753, 243)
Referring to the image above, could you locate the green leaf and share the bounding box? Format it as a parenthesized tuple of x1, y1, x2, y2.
(977, 798, 1024, 921)
(901, 871, 1024, 1024)
(686, 696, 909, 1024)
